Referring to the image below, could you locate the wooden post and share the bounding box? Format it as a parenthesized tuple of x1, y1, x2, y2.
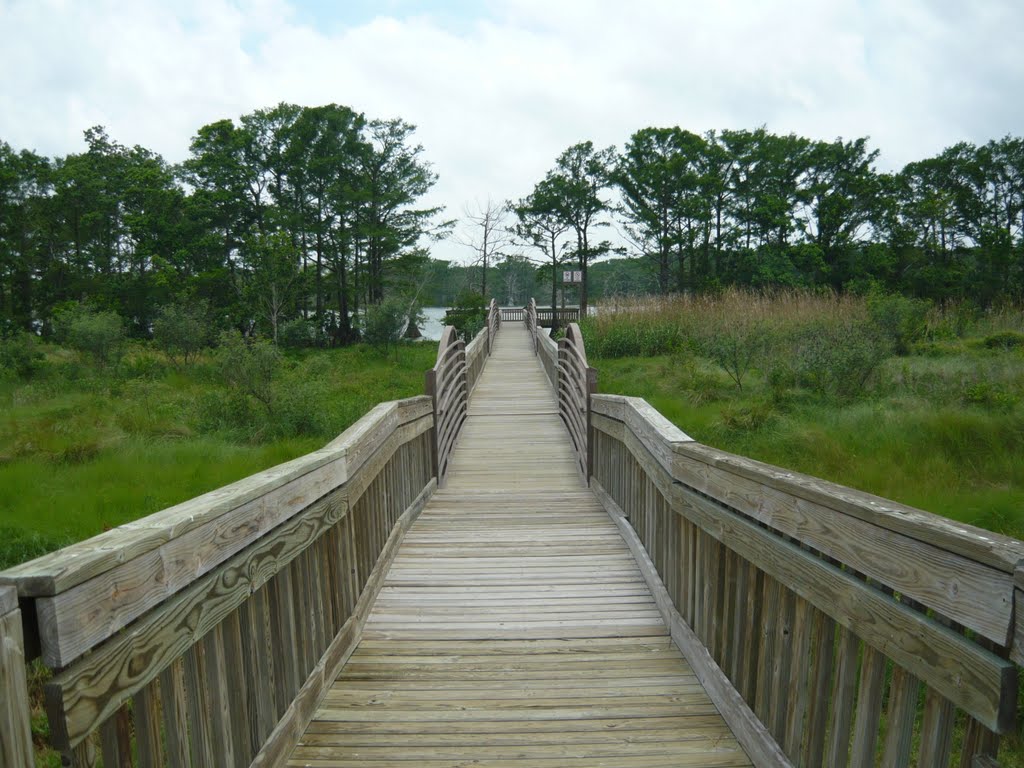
(0, 586, 33, 768)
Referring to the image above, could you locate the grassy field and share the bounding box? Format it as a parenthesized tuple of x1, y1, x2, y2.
(583, 291, 1024, 539)
(0, 339, 438, 570)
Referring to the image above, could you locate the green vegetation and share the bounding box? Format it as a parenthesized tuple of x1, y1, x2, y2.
(0, 338, 436, 570)
(583, 291, 1024, 539)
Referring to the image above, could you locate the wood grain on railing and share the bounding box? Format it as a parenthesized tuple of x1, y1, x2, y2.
(0, 585, 32, 767)
(0, 396, 437, 767)
(589, 391, 1024, 768)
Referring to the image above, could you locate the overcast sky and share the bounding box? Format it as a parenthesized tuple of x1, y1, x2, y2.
(1, 0, 1022, 262)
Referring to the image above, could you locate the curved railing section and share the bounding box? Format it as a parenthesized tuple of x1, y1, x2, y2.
(426, 299, 501, 484)
(487, 298, 500, 352)
(590, 393, 1024, 768)
(425, 326, 467, 484)
(525, 297, 538, 351)
(557, 324, 597, 481)
(0, 396, 437, 768)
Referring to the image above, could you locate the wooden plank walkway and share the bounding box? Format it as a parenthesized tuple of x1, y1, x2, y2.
(288, 324, 751, 767)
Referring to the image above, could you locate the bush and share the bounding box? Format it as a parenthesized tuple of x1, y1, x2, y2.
(867, 292, 929, 355)
(363, 298, 408, 356)
(445, 291, 487, 340)
(153, 302, 209, 365)
(59, 305, 126, 368)
(279, 318, 320, 349)
(214, 331, 280, 413)
(788, 320, 888, 398)
(982, 331, 1024, 351)
(691, 315, 768, 391)
(0, 332, 44, 378)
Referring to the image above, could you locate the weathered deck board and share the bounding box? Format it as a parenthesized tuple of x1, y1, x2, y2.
(288, 324, 750, 768)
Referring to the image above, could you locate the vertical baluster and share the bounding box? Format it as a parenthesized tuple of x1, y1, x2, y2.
(99, 705, 132, 768)
(802, 610, 836, 768)
(201, 625, 239, 768)
(183, 642, 215, 766)
(918, 687, 955, 767)
(880, 664, 918, 768)
(782, 596, 812, 760)
(849, 644, 888, 768)
(133, 677, 163, 767)
(825, 625, 860, 768)
(159, 657, 192, 768)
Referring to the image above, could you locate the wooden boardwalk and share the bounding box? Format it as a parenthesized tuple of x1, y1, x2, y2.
(288, 324, 751, 767)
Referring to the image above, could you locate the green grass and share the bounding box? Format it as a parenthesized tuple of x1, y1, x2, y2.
(596, 352, 1024, 539)
(0, 340, 437, 570)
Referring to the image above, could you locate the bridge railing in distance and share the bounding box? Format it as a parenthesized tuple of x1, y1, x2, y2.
(589, 390, 1024, 768)
(0, 395, 437, 768)
(425, 326, 468, 483)
(426, 303, 500, 484)
(525, 297, 538, 352)
(487, 298, 500, 352)
(556, 323, 597, 481)
(500, 306, 525, 323)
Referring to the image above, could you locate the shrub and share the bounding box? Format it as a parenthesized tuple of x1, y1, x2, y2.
(279, 318, 320, 349)
(362, 298, 409, 356)
(445, 291, 487, 340)
(982, 331, 1024, 351)
(962, 381, 1017, 411)
(0, 332, 44, 378)
(867, 292, 929, 355)
(719, 401, 776, 431)
(789, 320, 888, 398)
(214, 331, 280, 414)
(153, 302, 209, 365)
(61, 306, 126, 368)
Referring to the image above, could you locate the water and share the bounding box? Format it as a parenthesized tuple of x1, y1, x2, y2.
(417, 307, 448, 341)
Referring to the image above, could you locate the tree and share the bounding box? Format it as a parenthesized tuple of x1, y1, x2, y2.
(356, 118, 445, 306)
(537, 142, 616, 314)
(241, 230, 302, 343)
(456, 198, 513, 299)
(511, 183, 571, 332)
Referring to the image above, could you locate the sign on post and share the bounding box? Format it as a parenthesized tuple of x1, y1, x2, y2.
(562, 270, 582, 283)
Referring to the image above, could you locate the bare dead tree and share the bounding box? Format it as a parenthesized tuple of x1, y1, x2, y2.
(455, 198, 515, 299)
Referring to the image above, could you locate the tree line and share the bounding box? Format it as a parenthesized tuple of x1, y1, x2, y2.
(4, 113, 1022, 348)
(510, 129, 1024, 315)
(0, 103, 445, 344)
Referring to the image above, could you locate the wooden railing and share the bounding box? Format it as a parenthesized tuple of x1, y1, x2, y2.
(425, 326, 467, 484)
(426, 302, 498, 483)
(537, 306, 580, 327)
(487, 298, 500, 353)
(557, 324, 597, 481)
(0, 397, 436, 768)
(530, 321, 1024, 768)
(500, 306, 525, 322)
(1, 585, 32, 766)
(0, 320, 502, 767)
(526, 298, 538, 352)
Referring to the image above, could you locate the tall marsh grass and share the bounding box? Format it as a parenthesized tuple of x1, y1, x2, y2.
(585, 290, 1024, 540)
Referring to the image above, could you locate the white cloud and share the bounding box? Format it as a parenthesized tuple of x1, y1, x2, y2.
(1, 0, 1022, 263)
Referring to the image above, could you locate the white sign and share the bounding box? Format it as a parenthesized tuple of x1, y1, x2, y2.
(562, 270, 583, 283)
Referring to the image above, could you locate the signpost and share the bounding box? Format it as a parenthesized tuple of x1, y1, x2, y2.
(562, 270, 582, 284)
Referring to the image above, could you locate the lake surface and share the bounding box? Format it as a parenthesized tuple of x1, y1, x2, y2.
(418, 307, 448, 341)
